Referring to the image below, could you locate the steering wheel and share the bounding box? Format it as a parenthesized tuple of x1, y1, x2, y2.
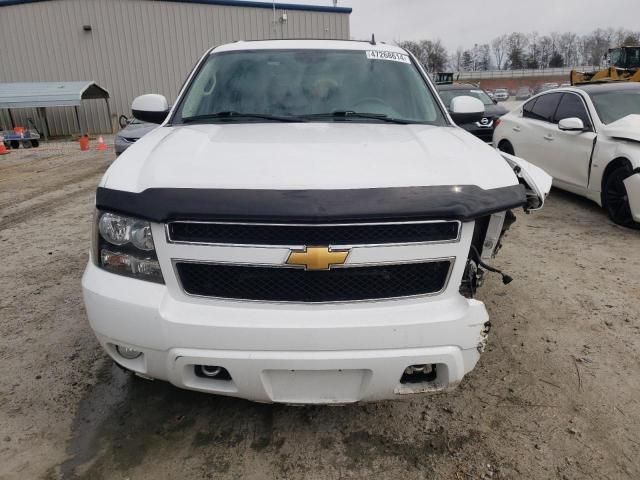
(350, 97, 393, 112)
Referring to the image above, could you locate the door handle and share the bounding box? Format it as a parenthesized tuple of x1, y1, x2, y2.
(513, 126, 521, 132)
(544, 134, 554, 141)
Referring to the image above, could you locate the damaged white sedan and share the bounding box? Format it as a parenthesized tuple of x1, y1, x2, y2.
(495, 82, 640, 228)
(82, 40, 551, 404)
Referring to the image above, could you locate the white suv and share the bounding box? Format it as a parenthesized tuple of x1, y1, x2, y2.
(82, 40, 550, 404)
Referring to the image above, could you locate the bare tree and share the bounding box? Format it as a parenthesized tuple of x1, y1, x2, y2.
(461, 50, 474, 71)
(398, 39, 448, 72)
(478, 44, 492, 70)
(491, 35, 507, 70)
(527, 32, 540, 68)
(450, 47, 464, 71)
(538, 35, 553, 68)
(559, 32, 578, 67)
(505, 32, 529, 69)
(398, 27, 640, 74)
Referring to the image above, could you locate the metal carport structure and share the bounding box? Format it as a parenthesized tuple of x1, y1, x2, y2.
(0, 81, 111, 140)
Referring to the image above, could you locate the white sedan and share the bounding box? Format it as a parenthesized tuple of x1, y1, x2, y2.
(494, 83, 640, 228)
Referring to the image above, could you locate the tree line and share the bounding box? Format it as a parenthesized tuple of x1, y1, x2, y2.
(398, 28, 640, 73)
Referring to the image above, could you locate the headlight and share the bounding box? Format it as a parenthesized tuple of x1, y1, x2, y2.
(93, 211, 164, 283)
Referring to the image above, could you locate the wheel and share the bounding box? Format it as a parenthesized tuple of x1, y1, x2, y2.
(498, 140, 514, 155)
(602, 165, 640, 229)
(9, 140, 19, 149)
(30, 140, 39, 148)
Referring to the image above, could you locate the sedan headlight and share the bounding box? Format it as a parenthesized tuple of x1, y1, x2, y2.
(93, 211, 164, 283)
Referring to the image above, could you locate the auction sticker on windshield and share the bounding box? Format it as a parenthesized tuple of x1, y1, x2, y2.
(366, 50, 411, 64)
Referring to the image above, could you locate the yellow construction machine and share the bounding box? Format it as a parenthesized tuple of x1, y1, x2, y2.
(571, 46, 640, 85)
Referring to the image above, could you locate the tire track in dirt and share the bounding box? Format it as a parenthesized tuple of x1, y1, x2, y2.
(0, 161, 108, 211)
(0, 182, 98, 231)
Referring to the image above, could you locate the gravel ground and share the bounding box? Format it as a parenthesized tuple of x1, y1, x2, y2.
(1, 139, 639, 480)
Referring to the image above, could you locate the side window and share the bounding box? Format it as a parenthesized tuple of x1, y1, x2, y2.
(554, 93, 592, 129)
(529, 93, 563, 123)
(522, 98, 537, 118)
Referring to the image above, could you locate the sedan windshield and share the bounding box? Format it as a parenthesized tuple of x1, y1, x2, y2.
(173, 49, 446, 125)
(589, 88, 640, 124)
(439, 89, 494, 107)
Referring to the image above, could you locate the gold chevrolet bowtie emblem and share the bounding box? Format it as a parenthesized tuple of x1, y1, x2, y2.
(286, 246, 349, 271)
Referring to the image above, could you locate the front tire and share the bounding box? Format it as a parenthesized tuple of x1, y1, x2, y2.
(603, 165, 640, 229)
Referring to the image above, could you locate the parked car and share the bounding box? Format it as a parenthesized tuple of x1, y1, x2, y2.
(437, 83, 508, 142)
(515, 86, 532, 100)
(494, 82, 640, 228)
(493, 88, 510, 101)
(114, 118, 156, 155)
(534, 82, 559, 95)
(83, 40, 550, 404)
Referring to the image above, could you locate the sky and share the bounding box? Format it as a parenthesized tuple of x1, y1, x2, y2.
(266, 0, 640, 50)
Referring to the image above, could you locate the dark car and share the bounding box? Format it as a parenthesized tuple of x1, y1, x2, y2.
(437, 84, 509, 143)
(114, 118, 156, 155)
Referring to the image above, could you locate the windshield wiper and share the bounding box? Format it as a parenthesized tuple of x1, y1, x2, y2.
(182, 111, 307, 123)
(301, 111, 414, 124)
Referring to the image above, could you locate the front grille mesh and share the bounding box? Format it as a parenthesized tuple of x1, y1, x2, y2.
(176, 261, 452, 303)
(168, 221, 459, 246)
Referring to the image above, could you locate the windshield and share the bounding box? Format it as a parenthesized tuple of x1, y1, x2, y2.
(590, 88, 640, 124)
(439, 89, 493, 107)
(173, 49, 446, 125)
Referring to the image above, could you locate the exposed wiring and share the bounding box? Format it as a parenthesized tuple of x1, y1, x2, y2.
(470, 245, 513, 285)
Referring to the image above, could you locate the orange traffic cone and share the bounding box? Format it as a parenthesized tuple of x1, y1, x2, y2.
(79, 135, 90, 151)
(97, 136, 106, 151)
(0, 136, 9, 155)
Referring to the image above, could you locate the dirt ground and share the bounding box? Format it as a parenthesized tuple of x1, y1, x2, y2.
(1, 139, 639, 480)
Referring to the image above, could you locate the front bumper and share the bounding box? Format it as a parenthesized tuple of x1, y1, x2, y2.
(624, 172, 640, 223)
(461, 124, 495, 143)
(82, 262, 489, 404)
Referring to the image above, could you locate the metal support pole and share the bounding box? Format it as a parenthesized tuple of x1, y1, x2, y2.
(105, 98, 113, 134)
(8, 109, 15, 129)
(74, 106, 82, 136)
(38, 107, 49, 142)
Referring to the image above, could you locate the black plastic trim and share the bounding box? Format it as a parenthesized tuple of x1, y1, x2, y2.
(96, 185, 527, 223)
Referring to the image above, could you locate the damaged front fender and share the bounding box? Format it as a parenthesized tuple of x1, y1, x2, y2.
(623, 171, 640, 223)
(500, 152, 553, 211)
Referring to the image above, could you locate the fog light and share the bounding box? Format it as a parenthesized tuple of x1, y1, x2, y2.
(400, 364, 437, 384)
(116, 345, 142, 360)
(195, 365, 232, 380)
(201, 365, 222, 377)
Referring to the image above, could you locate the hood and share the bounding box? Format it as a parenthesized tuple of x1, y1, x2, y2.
(102, 123, 519, 192)
(601, 114, 640, 143)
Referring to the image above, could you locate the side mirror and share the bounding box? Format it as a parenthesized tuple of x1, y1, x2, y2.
(131, 94, 170, 124)
(558, 117, 585, 132)
(449, 96, 485, 124)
